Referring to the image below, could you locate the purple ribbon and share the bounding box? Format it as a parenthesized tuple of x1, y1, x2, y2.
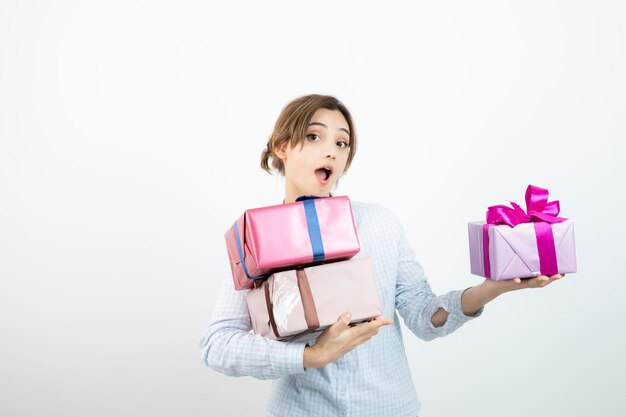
(482, 185, 567, 278)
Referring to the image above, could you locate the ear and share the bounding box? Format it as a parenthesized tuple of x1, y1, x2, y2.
(274, 142, 288, 161)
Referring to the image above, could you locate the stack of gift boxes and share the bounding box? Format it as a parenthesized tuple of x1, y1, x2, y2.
(224, 185, 577, 342)
(224, 195, 382, 342)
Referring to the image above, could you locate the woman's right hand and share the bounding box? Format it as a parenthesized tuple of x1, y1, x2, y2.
(303, 312, 393, 369)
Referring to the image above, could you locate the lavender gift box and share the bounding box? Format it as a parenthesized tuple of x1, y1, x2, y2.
(246, 257, 382, 341)
(468, 185, 577, 281)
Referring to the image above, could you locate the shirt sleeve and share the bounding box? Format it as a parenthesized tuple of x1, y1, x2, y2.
(198, 267, 307, 380)
(392, 213, 484, 341)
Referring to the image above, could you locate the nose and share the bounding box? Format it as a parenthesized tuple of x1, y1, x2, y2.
(323, 143, 336, 159)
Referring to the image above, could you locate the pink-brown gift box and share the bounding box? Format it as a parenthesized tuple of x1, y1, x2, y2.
(246, 257, 382, 341)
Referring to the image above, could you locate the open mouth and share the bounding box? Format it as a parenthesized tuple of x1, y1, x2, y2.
(314, 165, 333, 183)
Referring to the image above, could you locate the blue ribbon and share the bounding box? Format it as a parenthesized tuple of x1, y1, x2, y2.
(233, 220, 269, 281)
(302, 199, 325, 263)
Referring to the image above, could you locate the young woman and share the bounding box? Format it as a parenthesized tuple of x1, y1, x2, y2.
(199, 94, 563, 417)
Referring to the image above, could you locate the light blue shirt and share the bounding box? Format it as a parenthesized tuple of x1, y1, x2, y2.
(199, 201, 484, 417)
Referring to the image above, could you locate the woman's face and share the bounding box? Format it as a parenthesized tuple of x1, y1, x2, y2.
(277, 108, 351, 203)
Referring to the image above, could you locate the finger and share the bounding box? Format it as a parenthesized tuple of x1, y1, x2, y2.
(342, 312, 352, 325)
(537, 275, 550, 284)
(517, 276, 540, 288)
(538, 275, 552, 288)
(351, 320, 386, 338)
(372, 317, 393, 326)
(544, 274, 564, 286)
(368, 317, 393, 329)
(353, 327, 381, 345)
(350, 321, 376, 336)
(330, 312, 352, 331)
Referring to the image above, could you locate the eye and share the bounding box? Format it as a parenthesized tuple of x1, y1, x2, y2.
(306, 133, 321, 141)
(337, 140, 349, 149)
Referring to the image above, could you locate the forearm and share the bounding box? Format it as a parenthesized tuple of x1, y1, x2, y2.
(200, 273, 307, 379)
(431, 282, 500, 327)
(460, 280, 507, 316)
(421, 288, 485, 331)
(430, 307, 449, 328)
(200, 323, 306, 379)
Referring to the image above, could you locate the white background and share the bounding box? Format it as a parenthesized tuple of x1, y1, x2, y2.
(1, 1, 625, 416)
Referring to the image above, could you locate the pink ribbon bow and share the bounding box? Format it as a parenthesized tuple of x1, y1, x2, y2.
(482, 185, 567, 278)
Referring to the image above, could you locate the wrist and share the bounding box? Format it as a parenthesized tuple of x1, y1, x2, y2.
(303, 344, 326, 369)
(482, 278, 510, 297)
(462, 280, 505, 315)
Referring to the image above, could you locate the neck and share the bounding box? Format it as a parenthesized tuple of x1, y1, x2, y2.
(283, 191, 332, 204)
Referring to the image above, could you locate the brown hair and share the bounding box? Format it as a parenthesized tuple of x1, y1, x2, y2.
(260, 94, 357, 176)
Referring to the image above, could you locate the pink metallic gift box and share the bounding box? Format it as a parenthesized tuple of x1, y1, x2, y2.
(468, 185, 577, 281)
(246, 257, 382, 341)
(225, 195, 360, 291)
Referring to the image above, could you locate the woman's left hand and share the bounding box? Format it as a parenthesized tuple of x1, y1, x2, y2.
(461, 274, 566, 316)
(486, 274, 565, 294)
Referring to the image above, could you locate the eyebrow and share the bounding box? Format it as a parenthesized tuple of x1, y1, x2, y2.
(307, 122, 350, 138)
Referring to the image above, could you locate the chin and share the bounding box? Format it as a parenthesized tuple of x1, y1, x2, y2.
(297, 182, 333, 198)
(317, 185, 333, 196)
